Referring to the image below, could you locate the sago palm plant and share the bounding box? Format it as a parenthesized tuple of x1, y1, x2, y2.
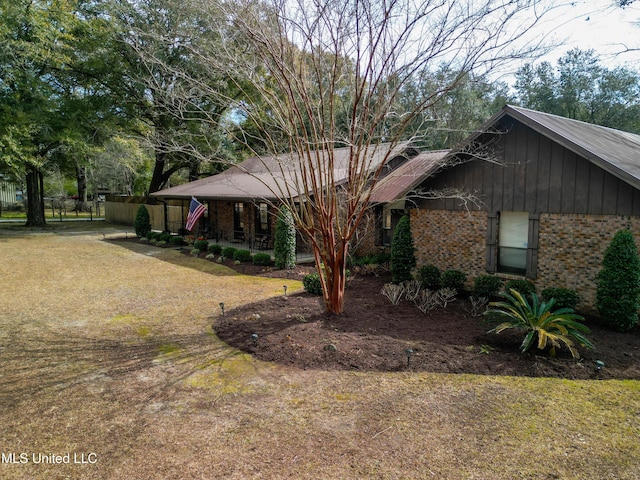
(485, 289, 594, 359)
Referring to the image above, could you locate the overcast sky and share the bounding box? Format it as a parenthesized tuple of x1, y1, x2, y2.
(537, 0, 640, 68)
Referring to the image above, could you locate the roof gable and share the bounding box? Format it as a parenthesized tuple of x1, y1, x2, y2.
(458, 105, 640, 190)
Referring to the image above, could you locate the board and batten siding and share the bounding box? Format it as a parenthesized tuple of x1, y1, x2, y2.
(418, 120, 640, 216)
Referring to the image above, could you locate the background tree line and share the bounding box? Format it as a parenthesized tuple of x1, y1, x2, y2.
(1, 0, 639, 227)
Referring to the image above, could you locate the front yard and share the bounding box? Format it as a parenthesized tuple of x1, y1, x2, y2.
(0, 223, 638, 479)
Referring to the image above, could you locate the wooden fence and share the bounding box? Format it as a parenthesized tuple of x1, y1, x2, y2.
(105, 196, 186, 233)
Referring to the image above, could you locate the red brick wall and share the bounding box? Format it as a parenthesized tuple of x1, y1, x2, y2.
(411, 209, 640, 312)
(411, 209, 487, 290)
(537, 213, 640, 311)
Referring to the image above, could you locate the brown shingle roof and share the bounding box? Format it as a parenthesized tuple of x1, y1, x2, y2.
(151, 142, 413, 201)
(369, 150, 449, 203)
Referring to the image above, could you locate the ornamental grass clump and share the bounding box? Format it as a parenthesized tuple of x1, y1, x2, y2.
(381, 283, 405, 305)
(485, 289, 593, 359)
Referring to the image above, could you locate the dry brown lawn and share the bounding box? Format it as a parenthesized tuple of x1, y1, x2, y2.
(0, 222, 639, 480)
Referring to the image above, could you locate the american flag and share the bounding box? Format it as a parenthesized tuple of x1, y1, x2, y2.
(185, 197, 206, 231)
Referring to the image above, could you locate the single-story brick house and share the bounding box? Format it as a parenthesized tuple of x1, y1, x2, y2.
(405, 104, 640, 311)
(149, 142, 418, 251)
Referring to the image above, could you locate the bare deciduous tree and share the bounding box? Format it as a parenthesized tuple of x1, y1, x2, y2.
(188, 0, 556, 314)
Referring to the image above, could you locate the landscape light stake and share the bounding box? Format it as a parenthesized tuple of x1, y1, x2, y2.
(251, 333, 259, 347)
(405, 349, 414, 367)
(283, 285, 288, 298)
(595, 360, 605, 374)
(219, 302, 225, 317)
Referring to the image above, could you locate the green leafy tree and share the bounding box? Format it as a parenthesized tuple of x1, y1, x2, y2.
(514, 49, 640, 133)
(274, 206, 296, 270)
(0, 0, 125, 224)
(390, 215, 416, 284)
(108, 0, 240, 193)
(596, 229, 640, 331)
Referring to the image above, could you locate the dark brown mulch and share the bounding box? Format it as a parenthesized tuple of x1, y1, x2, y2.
(214, 263, 640, 380)
(118, 241, 639, 380)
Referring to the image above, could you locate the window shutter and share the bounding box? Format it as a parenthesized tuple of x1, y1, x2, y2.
(485, 212, 498, 273)
(526, 213, 539, 278)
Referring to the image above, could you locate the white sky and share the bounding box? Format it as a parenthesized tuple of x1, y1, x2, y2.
(533, 0, 640, 69)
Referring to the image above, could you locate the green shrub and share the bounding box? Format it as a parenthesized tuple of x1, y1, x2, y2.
(441, 270, 467, 292)
(146, 231, 160, 241)
(372, 252, 391, 265)
(474, 275, 503, 298)
(221, 246, 237, 258)
(596, 229, 640, 331)
(417, 265, 440, 290)
(486, 289, 593, 359)
(253, 252, 272, 266)
(158, 232, 171, 243)
(274, 206, 296, 269)
(134, 204, 151, 238)
(208, 244, 222, 255)
(169, 235, 184, 246)
(302, 272, 323, 295)
(390, 215, 416, 284)
(504, 279, 536, 297)
(194, 240, 209, 252)
(541, 287, 579, 311)
(233, 249, 252, 262)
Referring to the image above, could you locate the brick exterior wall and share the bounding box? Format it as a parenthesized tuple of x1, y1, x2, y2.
(537, 213, 640, 311)
(411, 209, 640, 313)
(411, 209, 487, 290)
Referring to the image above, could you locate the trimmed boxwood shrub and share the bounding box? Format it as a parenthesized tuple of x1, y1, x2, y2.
(158, 232, 171, 243)
(504, 279, 536, 297)
(441, 270, 467, 292)
(596, 229, 640, 331)
(253, 252, 272, 266)
(473, 275, 503, 298)
(208, 243, 222, 255)
(169, 235, 184, 246)
(541, 287, 579, 311)
(390, 215, 416, 284)
(146, 231, 160, 241)
(221, 246, 237, 258)
(134, 204, 151, 238)
(302, 272, 323, 295)
(417, 265, 440, 290)
(193, 239, 209, 252)
(233, 249, 252, 262)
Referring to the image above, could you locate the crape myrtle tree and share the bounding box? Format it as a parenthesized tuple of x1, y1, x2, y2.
(167, 0, 555, 314)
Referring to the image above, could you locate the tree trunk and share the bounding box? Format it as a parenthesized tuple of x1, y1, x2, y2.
(25, 165, 46, 227)
(148, 152, 167, 194)
(75, 165, 89, 211)
(316, 239, 349, 315)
